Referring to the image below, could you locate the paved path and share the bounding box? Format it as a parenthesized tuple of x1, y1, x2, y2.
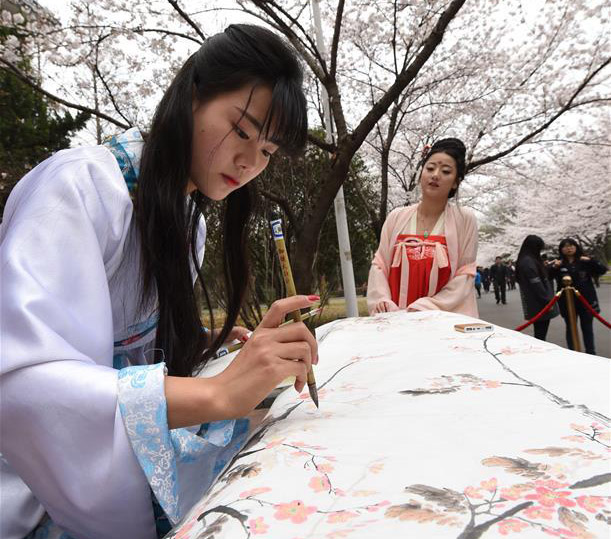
(476, 283, 610, 359)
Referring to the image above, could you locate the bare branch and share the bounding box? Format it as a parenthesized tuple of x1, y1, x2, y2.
(329, 0, 345, 80)
(245, 0, 327, 80)
(166, 0, 206, 41)
(534, 138, 611, 147)
(308, 133, 337, 154)
(132, 26, 203, 44)
(0, 59, 129, 129)
(259, 188, 298, 226)
(94, 64, 133, 127)
(25, 24, 204, 45)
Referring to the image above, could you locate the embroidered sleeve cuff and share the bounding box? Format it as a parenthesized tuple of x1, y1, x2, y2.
(117, 363, 249, 525)
(117, 363, 180, 522)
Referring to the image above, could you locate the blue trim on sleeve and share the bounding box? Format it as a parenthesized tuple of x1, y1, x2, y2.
(117, 363, 248, 525)
(117, 363, 179, 522)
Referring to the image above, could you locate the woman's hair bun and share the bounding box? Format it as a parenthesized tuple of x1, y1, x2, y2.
(430, 138, 466, 158)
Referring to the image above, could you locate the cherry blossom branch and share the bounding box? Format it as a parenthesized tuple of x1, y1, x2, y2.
(482, 335, 609, 423)
(281, 442, 338, 495)
(458, 501, 533, 539)
(349, 0, 467, 154)
(572, 425, 611, 449)
(131, 27, 203, 44)
(534, 138, 611, 147)
(243, 0, 326, 81)
(245, 0, 353, 139)
(25, 24, 203, 45)
(197, 504, 250, 537)
(469, 57, 611, 171)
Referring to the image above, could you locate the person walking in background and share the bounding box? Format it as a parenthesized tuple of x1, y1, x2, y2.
(588, 250, 603, 288)
(367, 138, 478, 317)
(507, 261, 516, 290)
(474, 267, 482, 298)
(549, 238, 607, 355)
(516, 235, 558, 341)
(490, 256, 509, 304)
(482, 267, 491, 293)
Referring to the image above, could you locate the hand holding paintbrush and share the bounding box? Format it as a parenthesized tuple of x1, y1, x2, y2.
(211, 306, 323, 359)
(270, 217, 320, 407)
(196, 295, 318, 420)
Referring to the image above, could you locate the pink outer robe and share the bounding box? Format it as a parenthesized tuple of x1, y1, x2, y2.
(367, 203, 479, 317)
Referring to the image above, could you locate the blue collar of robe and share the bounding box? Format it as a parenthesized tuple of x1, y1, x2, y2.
(103, 127, 144, 196)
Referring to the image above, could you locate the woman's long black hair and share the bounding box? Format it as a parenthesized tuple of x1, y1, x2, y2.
(515, 234, 545, 282)
(136, 24, 307, 376)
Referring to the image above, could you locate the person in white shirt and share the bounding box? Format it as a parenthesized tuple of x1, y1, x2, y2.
(0, 24, 318, 538)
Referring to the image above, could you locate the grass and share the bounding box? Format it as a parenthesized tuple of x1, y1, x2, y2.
(316, 296, 369, 324)
(201, 295, 369, 329)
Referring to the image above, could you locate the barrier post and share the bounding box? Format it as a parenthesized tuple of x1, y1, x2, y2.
(562, 275, 581, 353)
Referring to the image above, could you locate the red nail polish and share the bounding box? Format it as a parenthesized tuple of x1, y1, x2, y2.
(307, 295, 320, 301)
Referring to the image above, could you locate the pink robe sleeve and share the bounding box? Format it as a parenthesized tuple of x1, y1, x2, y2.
(407, 205, 479, 317)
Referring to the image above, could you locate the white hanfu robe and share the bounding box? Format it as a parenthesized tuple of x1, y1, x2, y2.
(0, 129, 248, 538)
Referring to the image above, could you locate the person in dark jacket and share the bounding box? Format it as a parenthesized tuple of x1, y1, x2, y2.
(490, 256, 509, 304)
(482, 267, 491, 293)
(516, 235, 558, 341)
(549, 238, 607, 355)
(507, 262, 516, 290)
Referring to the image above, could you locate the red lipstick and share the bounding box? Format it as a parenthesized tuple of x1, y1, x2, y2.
(222, 174, 240, 187)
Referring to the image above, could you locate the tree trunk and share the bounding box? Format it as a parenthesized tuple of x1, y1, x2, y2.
(292, 154, 353, 293)
(376, 144, 390, 240)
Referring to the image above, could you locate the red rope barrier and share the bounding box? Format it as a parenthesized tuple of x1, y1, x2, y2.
(514, 287, 611, 332)
(514, 293, 561, 332)
(575, 291, 611, 329)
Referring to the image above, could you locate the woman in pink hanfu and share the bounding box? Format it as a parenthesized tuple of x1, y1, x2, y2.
(367, 138, 479, 317)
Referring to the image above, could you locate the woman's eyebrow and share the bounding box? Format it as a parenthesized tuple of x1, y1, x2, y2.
(428, 160, 455, 168)
(234, 107, 264, 131)
(235, 106, 280, 146)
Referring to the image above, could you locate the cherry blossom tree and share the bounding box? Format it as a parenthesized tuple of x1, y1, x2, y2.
(344, 0, 610, 244)
(236, 0, 609, 287)
(477, 122, 611, 264)
(0, 1, 89, 212)
(1, 0, 206, 142)
(1, 0, 609, 290)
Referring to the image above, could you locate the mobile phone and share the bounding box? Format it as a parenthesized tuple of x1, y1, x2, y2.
(454, 323, 493, 333)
